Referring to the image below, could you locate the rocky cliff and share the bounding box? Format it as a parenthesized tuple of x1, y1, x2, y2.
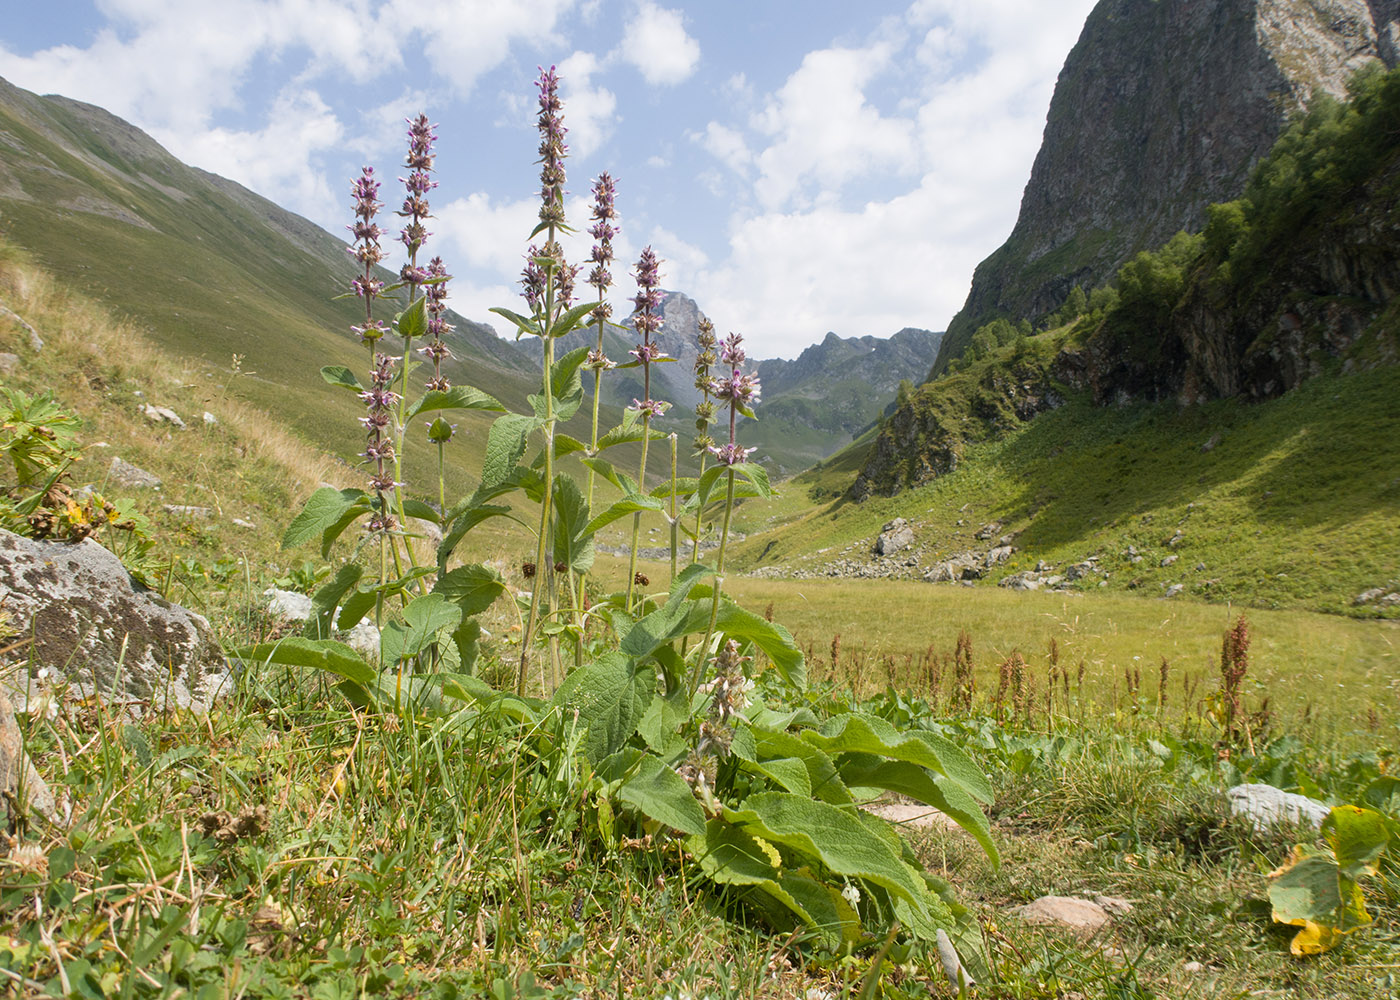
(852, 62, 1400, 498)
(930, 0, 1399, 375)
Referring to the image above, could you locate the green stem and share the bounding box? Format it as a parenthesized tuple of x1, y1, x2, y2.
(689, 467, 735, 696)
(624, 423, 651, 613)
(691, 449, 708, 564)
(668, 434, 678, 586)
(579, 307, 606, 635)
(520, 333, 555, 695)
(519, 235, 559, 695)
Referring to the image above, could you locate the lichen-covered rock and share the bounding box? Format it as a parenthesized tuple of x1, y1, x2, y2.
(875, 518, 915, 555)
(0, 530, 231, 711)
(108, 456, 161, 489)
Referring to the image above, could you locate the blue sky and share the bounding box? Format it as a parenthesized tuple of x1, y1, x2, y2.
(0, 0, 1099, 358)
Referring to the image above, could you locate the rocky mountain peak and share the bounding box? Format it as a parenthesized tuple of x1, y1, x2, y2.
(931, 0, 1400, 373)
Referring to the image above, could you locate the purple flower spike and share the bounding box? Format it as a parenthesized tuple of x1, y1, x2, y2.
(362, 352, 404, 525)
(398, 114, 437, 267)
(420, 256, 454, 394)
(587, 172, 618, 294)
(347, 166, 387, 349)
(536, 67, 568, 228)
(627, 245, 668, 420)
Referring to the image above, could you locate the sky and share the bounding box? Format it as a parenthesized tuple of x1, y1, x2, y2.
(0, 0, 1099, 359)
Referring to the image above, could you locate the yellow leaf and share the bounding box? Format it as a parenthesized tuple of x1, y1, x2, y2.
(1290, 920, 1344, 956)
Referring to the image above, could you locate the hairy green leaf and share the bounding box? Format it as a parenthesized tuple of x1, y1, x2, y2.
(583, 493, 665, 536)
(482, 413, 540, 489)
(618, 753, 706, 835)
(434, 563, 508, 617)
(320, 365, 363, 392)
(552, 652, 657, 761)
(282, 487, 367, 550)
(407, 385, 505, 419)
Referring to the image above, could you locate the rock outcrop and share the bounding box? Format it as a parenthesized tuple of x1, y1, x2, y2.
(849, 352, 1066, 499)
(0, 530, 231, 711)
(932, 0, 1400, 374)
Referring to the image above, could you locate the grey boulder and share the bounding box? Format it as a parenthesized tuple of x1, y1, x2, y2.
(0, 529, 231, 711)
(1227, 783, 1330, 832)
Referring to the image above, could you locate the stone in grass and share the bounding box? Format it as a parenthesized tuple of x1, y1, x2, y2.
(109, 456, 162, 489)
(161, 505, 213, 519)
(264, 588, 380, 663)
(1226, 783, 1330, 832)
(0, 687, 57, 827)
(0, 352, 18, 376)
(141, 404, 187, 430)
(875, 518, 915, 555)
(0, 529, 231, 712)
(863, 801, 960, 831)
(1010, 895, 1111, 937)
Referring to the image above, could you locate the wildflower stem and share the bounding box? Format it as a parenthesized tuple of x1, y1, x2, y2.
(669, 433, 678, 585)
(690, 467, 735, 696)
(520, 245, 558, 696)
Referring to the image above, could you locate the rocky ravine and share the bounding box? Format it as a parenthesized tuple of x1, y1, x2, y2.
(931, 0, 1400, 374)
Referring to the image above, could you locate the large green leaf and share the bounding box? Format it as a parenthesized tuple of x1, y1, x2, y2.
(691, 817, 834, 935)
(282, 487, 367, 549)
(406, 384, 505, 419)
(489, 305, 539, 338)
(552, 652, 657, 762)
(1324, 805, 1389, 877)
(396, 296, 428, 338)
(636, 687, 690, 757)
(320, 365, 363, 392)
(400, 593, 462, 657)
(582, 493, 665, 536)
(723, 792, 952, 938)
(754, 730, 852, 806)
(232, 638, 375, 708)
(551, 474, 595, 574)
(1269, 849, 1369, 955)
(434, 563, 508, 616)
(302, 563, 363, 640)
(549, 300, 605, 340)
(713, 604, 805, 690)
(805, 715, 992, 804)
(438, 503, 514, 569)
(482, 412, 541, 489)
(740, 756, 813, 797)
(618, 753, 706, 836)
(840, 759, 998, 866)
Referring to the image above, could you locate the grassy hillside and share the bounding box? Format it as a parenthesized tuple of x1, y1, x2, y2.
(728, 351, 1400, 619)
(0, 78, 555, 499)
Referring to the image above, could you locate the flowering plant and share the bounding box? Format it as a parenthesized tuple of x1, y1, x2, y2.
(242, 67, 993, 974)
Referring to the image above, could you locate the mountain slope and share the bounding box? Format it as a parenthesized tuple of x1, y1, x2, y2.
(931, 0, 1399, 375)
(0, 76, 534, 482)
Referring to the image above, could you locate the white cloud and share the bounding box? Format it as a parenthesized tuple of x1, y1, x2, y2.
(748, 43, 918, 210)
(618, 1, 700, 86)
(695, 122, 752, 175)
(397, 0, 577, 97)
(557, 51, 618, 160)
(173, 86, 346, 225)
(685, 0, 1100, 351)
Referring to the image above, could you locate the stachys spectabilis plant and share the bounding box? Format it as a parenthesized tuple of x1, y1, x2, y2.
(242, 66, 996, 977)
